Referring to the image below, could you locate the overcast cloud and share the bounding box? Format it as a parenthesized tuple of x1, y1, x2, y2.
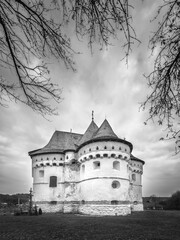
(0, 0, 179, 197)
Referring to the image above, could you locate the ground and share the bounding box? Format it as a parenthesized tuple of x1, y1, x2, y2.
(0, 211, 180, 240)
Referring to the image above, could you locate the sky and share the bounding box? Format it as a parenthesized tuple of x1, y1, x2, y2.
(0, 0, 179, 197)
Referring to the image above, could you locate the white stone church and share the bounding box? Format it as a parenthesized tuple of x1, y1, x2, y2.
(29, 116, 145, 216)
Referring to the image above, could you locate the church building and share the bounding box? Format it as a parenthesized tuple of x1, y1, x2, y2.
(29, 115, 145, 215)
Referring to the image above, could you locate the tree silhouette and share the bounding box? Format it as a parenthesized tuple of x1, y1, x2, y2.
(0, 0, 137, 115)
(142, 0, 180, 151)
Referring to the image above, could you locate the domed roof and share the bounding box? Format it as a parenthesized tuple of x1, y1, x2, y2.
(92, 119, 118, 140)
(78, 120, 99, 146)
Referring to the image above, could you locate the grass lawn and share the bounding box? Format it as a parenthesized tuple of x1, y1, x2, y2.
(0, 211, 179, 240)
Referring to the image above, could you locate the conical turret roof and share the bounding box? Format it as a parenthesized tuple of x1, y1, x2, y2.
(92, 119, 118, 140)
(78, 120, 99, 146)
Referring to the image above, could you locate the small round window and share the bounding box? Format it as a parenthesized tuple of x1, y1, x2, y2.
(112, 181, 120, 189)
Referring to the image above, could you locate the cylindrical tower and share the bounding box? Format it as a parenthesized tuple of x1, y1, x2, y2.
(130, 155, 145, 211)
(30, 152, 65, 212)
(77, 119, 133, 216)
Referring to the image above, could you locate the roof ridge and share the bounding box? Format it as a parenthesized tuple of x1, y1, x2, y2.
(92, 119, 118, 140)
(78, 120, 99, 146)
(54, 130, 83, 136)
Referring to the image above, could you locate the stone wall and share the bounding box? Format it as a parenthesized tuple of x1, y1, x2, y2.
(131, 203, 144, 211)
(35, 202, 64, 213)
(63, 203, 79, 213)
(34, 202, 132, 215)
(78, 204, 131, 216)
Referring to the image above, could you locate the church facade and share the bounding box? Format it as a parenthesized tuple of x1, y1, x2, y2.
(29, 118, 145, 216)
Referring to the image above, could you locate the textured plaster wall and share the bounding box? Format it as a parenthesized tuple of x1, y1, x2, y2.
(64, 163, 80, 182)
(80, 157, 129, 181)
(130, 184, 143, 203)
(80, 179, 130, 202)
(32, 163, 64, 201)
(33, 183, 64, 202)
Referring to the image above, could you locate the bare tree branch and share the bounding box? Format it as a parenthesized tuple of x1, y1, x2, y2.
(141, 0, 180, 152)
(0, 0, 75, 115)
(0, 0, 138, 116)
(60, 0, 139, 58)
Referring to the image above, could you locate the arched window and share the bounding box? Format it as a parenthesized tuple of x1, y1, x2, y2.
(118, 155, 122, 159)
(89, 155, 93, 159)
(103, 153, 108, 158)
(111, 154, 115, 158)
(46, 163, 50, 166)
(47, 157, 49, 160)
(104, 146, 107, 149)
(54, 157, 56, 160)
(113, 161, 120, 170)
(132, 173, 136, 181)
(93, 161, 100, 169)
(112, 181, 120, 189)
(53, 163, 57, 166)
(89, 148, 91, 152)
(96, 154, 100, 158)
(40, 163, 44, 167)
(39, 170, 44, 177)
(96, 146, 99, 150)
(112, 146, 114, 149)
(49, 176, 57, 187)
